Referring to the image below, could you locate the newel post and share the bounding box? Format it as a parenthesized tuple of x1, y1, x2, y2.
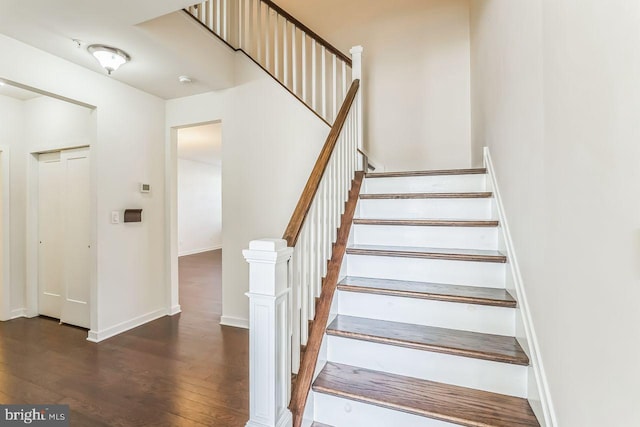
(350, 45, 365, 169)
(243, 239, 294, 427)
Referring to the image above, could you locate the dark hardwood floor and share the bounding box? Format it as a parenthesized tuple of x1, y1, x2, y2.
(0, 249, 249, 426)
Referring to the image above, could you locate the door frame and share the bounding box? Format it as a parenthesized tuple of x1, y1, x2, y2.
(26, 144, 97, 332)
(165, 119, 221, 317)
(0, 146, 11, 321)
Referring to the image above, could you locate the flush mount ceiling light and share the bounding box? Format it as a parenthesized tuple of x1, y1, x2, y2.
(87, 44, 131, 75)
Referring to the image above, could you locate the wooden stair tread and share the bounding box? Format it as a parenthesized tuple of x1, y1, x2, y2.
(338, 276, 516, 308)
(346, 244, 507, 263)
(327, 315, 529, 365)
(360, 192, 492, 200)
(366, 168, 487, 178)
(313, 363, 540, 427)
(353, 218, 499, 227)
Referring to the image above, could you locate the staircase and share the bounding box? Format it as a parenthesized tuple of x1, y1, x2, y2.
(307, 168, 540, 426)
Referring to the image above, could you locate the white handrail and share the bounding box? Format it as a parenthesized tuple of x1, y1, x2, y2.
(187, 0, 353, 124)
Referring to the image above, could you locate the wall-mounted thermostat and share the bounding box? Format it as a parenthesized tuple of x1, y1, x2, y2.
(140, 183, 151, 193)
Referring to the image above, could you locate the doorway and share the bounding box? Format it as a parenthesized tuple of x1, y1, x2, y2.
(167, 121, 222, 316)
(37, 147, 91, 328)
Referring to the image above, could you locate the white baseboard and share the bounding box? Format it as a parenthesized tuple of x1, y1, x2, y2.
(168, 304, 182, 316)
(87, 307, 167, 343)
(179, 245, 222, 257)
(10, 308, 27, 319)
(484, 147, 557, 427)
(220, 315, 249, 329)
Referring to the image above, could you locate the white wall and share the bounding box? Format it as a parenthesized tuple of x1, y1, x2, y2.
(0, 95, 24, 319)
(0, 34, 167, 340)
(471, 1, 640, 425)
(167, 52, 330, 327)
(274, 0, 472, 171)
(177, 158, 222, 255)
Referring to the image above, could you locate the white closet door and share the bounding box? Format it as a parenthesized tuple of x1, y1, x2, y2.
(60, 148, 90, 328)
(38, 152, 65, 319)
(38, 147, 90, 328)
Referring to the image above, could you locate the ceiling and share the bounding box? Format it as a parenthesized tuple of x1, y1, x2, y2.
(177, 122, 222, 166)
(0, 0, 237, 99)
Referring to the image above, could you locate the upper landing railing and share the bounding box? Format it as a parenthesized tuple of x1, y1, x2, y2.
(187, 0, 353, 125)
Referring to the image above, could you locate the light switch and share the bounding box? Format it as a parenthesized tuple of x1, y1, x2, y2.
(111, 211, 120, 224)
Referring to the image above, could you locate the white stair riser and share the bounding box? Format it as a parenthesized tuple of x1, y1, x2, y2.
(358, 198, 492, 220)
(363, 174, 486, 194)
(353, 224, 499, 250)
(346, 254, 506, 288)
(314, 393, 458, 427)
(337, 291, 515, 336)
(327, 336, 527, 397)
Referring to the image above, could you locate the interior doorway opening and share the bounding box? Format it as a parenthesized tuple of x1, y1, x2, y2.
(170, 121, 222, 316)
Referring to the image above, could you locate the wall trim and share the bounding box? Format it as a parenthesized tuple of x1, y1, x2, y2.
(178, 245, 222, 257)
(10, 308, 27, 319)
(220, 315, 249, 329)
(86, 307, 167, 343)
(484, 147, 557, 427)
(168, 305, 182, 316)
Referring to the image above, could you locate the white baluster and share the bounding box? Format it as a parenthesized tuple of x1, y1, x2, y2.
(350, 46, 364, 155)
(243, 239, 293, 427)
(222, 0, 228, 40)
(291, 24, 297, 94)
(301, 34, 307, 103)
(216, 0, 222, 34)
(257, 2, 263, 63)
(321, 46, 327, 121)
(274, 14, 280, 79)
(308, 203, 317, 307)
(342, 61, 347, 102)
(300, 224, 309, 345)
(248, 0, 254, 57)
(291, 244, 301, 374)
(320, 178, 328, 277)
(313, 198, 322, 298)
(332, 54, 337, 122)
(239, 0, 245, 50)
(311, 40, 317, 111)
(283, 20, 288, 87)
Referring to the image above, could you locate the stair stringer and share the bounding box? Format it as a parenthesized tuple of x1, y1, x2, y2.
(484, 147, 557, 427)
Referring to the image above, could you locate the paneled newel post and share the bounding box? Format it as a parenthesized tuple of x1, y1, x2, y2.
(244, 239, 294, 427)
(350, 45, 365, 169)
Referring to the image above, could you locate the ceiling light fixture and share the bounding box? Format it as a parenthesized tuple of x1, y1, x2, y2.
(87, 44, 131, 75)
(178, 75, 193, 84)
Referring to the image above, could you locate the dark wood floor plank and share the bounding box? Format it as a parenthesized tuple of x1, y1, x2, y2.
(0, 250, 249, 427)
(338, 276, 516, 308)
(353, 218, 499, 227)
(313, 363, 539, 427)
(346, 244, 507, 263)
(327, 315, 529, 365)
(366, 168, 487, 178)
(360, 192, 493, 200)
